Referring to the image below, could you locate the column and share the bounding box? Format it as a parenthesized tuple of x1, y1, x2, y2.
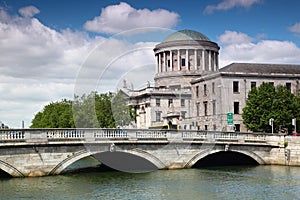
(163, 51, 166, 72)
(158, 53, 161, 72)
(155, 54, 158, 73)
(202, 50, 205, 71)
(208, 50, 212, 71)
(170, 50, 173, 71)
(194, 49, 197, 70)
(185, 49, 189, 70)
(177, 49, 180, 71)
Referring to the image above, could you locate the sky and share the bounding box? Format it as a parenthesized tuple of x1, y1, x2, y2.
(1, 0, 300, 128)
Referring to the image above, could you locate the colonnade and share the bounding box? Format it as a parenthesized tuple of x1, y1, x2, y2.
(155, 49, 218, 73)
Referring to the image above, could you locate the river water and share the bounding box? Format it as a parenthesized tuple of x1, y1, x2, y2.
(1, 166, 300, 200)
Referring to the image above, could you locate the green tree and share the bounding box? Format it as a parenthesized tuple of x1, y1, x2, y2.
(31, 92, 120, 128)
(30, 99, 74, 128)
(111, 91, 136, 127)
(242, 83, 300, 133)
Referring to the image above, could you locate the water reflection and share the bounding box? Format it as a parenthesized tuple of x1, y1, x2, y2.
(1, 166, 300, 200)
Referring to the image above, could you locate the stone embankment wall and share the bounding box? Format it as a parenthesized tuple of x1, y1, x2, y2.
(284, 136, 300, 166)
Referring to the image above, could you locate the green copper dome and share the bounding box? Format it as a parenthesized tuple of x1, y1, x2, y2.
(163, 30, 210, 42)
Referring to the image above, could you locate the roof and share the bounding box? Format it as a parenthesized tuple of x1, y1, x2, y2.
(220, 63, 300, 74)
(163, 30, 210, 42)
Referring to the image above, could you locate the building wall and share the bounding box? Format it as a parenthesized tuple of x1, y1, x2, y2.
(192, 74, 300, 132)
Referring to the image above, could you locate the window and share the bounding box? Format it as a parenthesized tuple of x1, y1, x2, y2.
(234, 124, 240, 132)
(286, 82, 291, 91)
(181, 58, 186, 67)
(196, 103, 200, 116)
(204, 84, 207, 96)
(213, 124, 216, 130)
(251, 82, 256, 88)
(156, 98, 160, 107)
(205, 125, 208, 130)
(233, 81, 239, 93)
(212, 100, 216, 115)
(167, 60, 170, 67)
(196, 86, 199, 97)
(234, 102, 239, 114)
(212, 82, 215, 94)
(168, 99, 173, 107)
(181, 99, 185, 107)
(180, 111, 186, 119)
(155, 111, 161, 122)
(204, 101, 208, 116)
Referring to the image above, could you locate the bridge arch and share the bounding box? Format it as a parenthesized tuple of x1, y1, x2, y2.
(184, 149, 266, 168)
(49, 149, 165, 175)
(0, 160, 24, 177)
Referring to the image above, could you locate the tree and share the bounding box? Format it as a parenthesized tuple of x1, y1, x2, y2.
(31, 92, 126, 128)
(242, 83, 300, 133)
(111, 90, 136, 127)
(30, 99, 74, 128)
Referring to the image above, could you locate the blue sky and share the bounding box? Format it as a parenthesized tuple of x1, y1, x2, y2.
(1, 0, 300, 127)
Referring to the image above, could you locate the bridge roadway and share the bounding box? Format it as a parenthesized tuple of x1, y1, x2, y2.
(0, 128, 295, 177)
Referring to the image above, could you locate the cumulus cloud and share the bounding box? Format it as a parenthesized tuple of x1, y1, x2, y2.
(204, 0, 262, 14)
(18, 5, 40, 18)
(83, 2, 179, 34)
(0, 5, 170, 128)
(218, 30, 300, 67)
(0, 7, 101, 127)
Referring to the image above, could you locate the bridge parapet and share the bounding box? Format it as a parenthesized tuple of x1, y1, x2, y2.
(0, 128, 281, 147)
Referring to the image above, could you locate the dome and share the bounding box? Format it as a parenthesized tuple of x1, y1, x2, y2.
(163, 30, 210, 42)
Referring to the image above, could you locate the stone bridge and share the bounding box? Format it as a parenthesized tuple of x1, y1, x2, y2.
(0, 128, 297, 177)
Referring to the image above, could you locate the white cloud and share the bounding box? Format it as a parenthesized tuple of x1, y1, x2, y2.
(289, 22, 300, 35)
(0, 5, 171, 128)
(0, 7, 101, 127)
(18, 5, 40, 18)
(204, 0, 262, 14)
(83, 2, 179, 34)
(218, 30, 300, 67)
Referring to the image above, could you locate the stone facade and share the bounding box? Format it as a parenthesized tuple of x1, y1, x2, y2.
(126, 29, 300, 132)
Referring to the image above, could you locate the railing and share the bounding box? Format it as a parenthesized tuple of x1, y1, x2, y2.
(0, 128, 279, 146)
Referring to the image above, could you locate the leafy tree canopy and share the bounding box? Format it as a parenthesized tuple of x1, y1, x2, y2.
(242, 83, 300, 133)
(30, 91, 136, 128)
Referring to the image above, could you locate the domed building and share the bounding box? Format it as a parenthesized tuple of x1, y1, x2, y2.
(127, 30, 300, 132)
(153, 30, 220, 88)
(127, 30, 219, 129)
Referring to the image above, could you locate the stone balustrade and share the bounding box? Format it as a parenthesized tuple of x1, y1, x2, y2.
(0, 128, 279, 146)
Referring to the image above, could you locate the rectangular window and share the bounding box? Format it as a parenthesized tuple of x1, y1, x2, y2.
(180, 111, 186, 119)
(205, 125, 208, 131)
(212, 82, 215, 94)
(196, 86, 199, 97)
(168, 99, 173, 107)
(233, 81, 239, 93)
(212, 100, 216, 115)
(234, 124, 240, 132)
(155, 111, 161, 122)
(204, 101, 208, 116)
(167, 60, 170, 67)
(196, 103, 200, 116)
(251, 81, 256, 88)
(286, 82, 291, 91)
(181, 99, 185, 107)
(156, 98, 160, 107)
(204, 84, 207, 96)
(234, 102, 239, 114)
(181, 58, 186, 67)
